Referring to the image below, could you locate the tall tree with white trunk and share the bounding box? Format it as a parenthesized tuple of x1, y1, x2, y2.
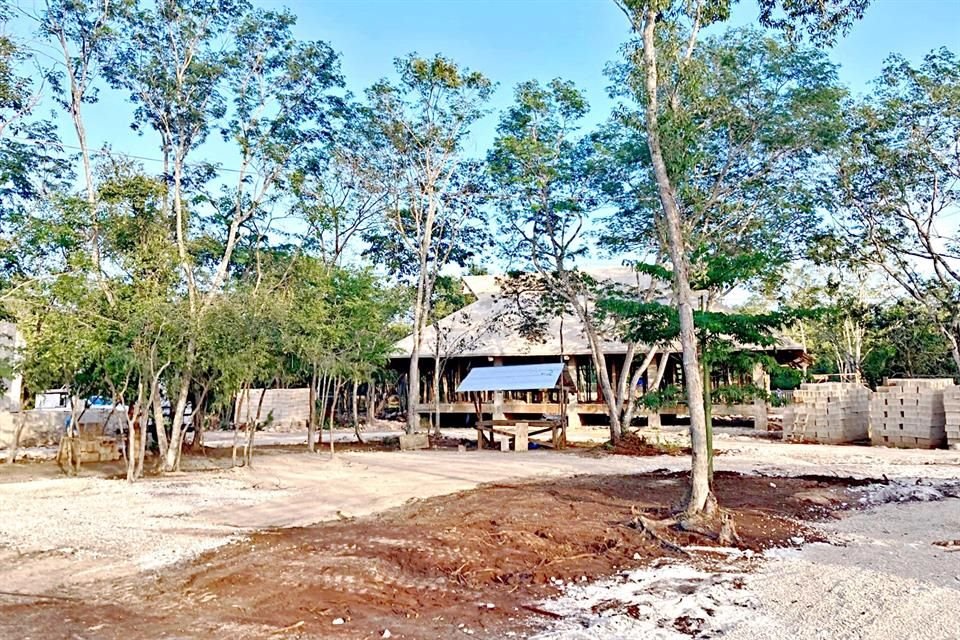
(364, 54, 493, 433)
(612, 0, 868, 518)
(106, 0, 343, 470)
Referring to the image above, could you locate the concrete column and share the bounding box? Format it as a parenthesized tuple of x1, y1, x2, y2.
(753, 401, 769, 431)
(492, 357, 506, 420)
(564, 357, 583, 430)
(645, 358, 659, 392)
(752, 361, 770, 392)
(514, 422, 528, 452)
(752, 361, 770, 430)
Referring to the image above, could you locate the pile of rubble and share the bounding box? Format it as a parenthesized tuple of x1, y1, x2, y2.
(869, 379, 951, 449)
(782, 382, 871, 444)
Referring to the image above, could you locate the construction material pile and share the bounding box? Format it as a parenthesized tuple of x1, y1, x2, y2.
(940, 385, 960, 450)
(869, 379, 952, 449)
(782, 382, 871, 444)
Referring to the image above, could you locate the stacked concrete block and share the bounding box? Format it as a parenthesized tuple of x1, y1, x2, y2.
(76, 432, 121, 463)
(782, 382, 871, 444)
(235, 388, 311, 431)
(869, 378, 953, 449)
(944, 385, 960, 450)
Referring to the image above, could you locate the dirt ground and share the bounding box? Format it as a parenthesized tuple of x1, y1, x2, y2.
(0, 470, 860, 640)
(3, 432, 960, 639)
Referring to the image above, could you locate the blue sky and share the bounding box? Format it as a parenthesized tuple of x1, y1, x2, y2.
(280, 0, 960, 158)
(10, 0, 957, 176)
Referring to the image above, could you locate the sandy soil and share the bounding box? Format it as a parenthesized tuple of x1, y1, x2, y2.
(0, 471, 852, 640)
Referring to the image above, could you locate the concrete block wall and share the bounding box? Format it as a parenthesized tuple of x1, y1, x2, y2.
(783, 382, 871, 444)
(235, 388, 311, 431)
(0, 410, 63, 448)
(0, 408, 126, 449)
(941, 385, 960, 449)
(869, 379, 952, 449)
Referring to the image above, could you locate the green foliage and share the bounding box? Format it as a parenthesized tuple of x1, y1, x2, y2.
(600, 28, 846, 280)
(361, 54, 492, 281)
(833, 48, 960, 371)
(489, 78, 596, 271)
(642, 384, 682, 410)
(769, 365, 804, 390)
(0, 4, 69, 288)
(710, 383, 769, 405)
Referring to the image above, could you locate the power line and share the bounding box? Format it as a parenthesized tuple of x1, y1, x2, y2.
(3, 134, 278, 179)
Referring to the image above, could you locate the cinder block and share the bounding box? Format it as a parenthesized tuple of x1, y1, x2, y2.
(399, 433, 430, 451)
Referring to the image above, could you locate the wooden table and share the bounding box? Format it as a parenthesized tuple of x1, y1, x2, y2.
(476, 419, 564, 450)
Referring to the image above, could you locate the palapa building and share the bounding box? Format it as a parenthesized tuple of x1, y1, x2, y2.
(392, 267, 805, 429)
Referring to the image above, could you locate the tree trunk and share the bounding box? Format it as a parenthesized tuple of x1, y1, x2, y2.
(62, 398, 87, 475)
(137, 382, 159, 480)
(164, 339, 195, 473)
(330, 378, 343, 457)
(244, 386, 267, 467)
(641, 8, 712, 517)
(945, 328, 960, 374)
(232, 385, 247, 468)
(151, 383, 168, 461)
(702, 354, 714, 483)
(126, 383, 145, 483)
(192, 382, 210, 450)
(308, 365, 318, 452)
(6, 412, 25, 465)
(622, 347, 658, 433)
(581, 321, 622, 443)
(432, 354, 442, 437)
(352, 380, 363, 443)
(407, 347, 421, 434)
(319, 373, 332, 446)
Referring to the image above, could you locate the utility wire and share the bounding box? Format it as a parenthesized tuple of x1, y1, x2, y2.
(3, 133, 279, 179)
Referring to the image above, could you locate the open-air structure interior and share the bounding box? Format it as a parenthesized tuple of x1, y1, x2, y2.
(392, 268, 806, 429)
(457, 362, 574, 449)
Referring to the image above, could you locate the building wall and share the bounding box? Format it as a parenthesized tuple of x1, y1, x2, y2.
(234, 388, 312, 431)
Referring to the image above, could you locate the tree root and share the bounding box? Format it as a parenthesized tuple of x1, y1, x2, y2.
(627, 500, 741, 552)
(626, 506, 689, 557)
(676, 507, 740, 546)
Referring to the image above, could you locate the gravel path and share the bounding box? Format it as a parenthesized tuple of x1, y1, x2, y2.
(531, 482, 960, 640)
(726, 497, 960, 640)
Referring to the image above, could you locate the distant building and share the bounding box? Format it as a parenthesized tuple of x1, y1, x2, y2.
(391, 268, 805, 428)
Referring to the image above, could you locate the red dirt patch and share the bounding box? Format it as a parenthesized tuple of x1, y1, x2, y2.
(607, 432, 691, 457)
(0, 471, 860, 640)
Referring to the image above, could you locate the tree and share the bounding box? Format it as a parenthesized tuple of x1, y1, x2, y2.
(604, 252, 807, 480)
(780, 260, 880, 380)
(426, 274, 479, 435)
(107, 0, 343, 470)
(324, 268, 402, 445)
(364, 53, 493, 433)
(860, 300, 959, 386)
(40, 0, 124, 296)
(612, 0, 865, 518)
(293, 104, 390, 267)
(490, 78, 663, 443)
(0, 0, 66, 289)
(782, 262, 958, 387)
(833, 49, 960, 370)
